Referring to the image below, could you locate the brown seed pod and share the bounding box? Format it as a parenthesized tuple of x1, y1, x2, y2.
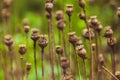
(98, 54, 104, 65)
(94, 22, 103, 33)
(107, 36, 117, 47)
(75, 39, 83, 47)
(60, 57, 70, 69)
(82, 29, 95, 40)
(26, 62, 32, 72)
(91, 43, 96, 51)
(78, 12, 86, 20)
(31, 28, 39, 41)
(19, 44, 26, 55)
(90, 16, 98, 26)
(115, 71, 120, 79)
(66, 4, 74, 16)
(24, 25, 30, 33)
(63, 75, 74, 80)
(45, 0, 53, 3)
(104, 26, 113, 38)
(23, 18, 29, 26)
(56, 10, 64, 21)
(117, 7, 120, 18)
(57, 19, 66, 30)
(45, 2, 53, 13)
(46, 12, 52, 19)
(3, 0, 12, 8)
(38, 35, 48, 48)
(79, 0, 85, 8)
(1, 8, 10, 20)
(4, 34, 13, 47)
(55, 46, 63, 55)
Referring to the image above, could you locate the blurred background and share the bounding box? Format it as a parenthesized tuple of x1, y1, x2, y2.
(0, 0, 120, 80)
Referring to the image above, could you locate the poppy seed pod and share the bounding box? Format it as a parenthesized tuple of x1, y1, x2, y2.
(82, 29, 95, 40)
(115, 71, 120, 79)
(55, 46, 63, 55)
(1, 9, 10, 20)
(45, 2, 53, 13)
(24, 25, 30, 33)
(91, 43, 96, 51)
(117, 7, 120, 18)
(23, 18, 29, 26)
(75, 39, 83, 47)
(4, 35, 13, 47)
(78, 12, 86, 20)
(68, 32, 79, 45)
(104, 26, 113, 38)
(46, 12, 52, 19)
(94, 22, 103, 33)
(66, 4, 74, 16)
(57, 19, 66, 30)
(98, 54, 104, 65)
(56, 10, 64, 21)
(3, 0, 12, 8)
(19, 44, 26, 55)
(31, 28, 39, 41)
(79, 0, 85, 8)
(38, 35, 48, 48)
(45, 0, 53, 3)
(90, 16, 98, 26)
(63, 75, 74, 80)
(107, 36, 117, 47)
(26, 62, 32, 72)
(60, 57, 70, 69)
(77, 47, 87, 59)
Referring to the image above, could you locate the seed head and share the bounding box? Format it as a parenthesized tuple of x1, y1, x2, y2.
(24, 25, 30, 33)
(90, 16, 98, 26)
(1, 8, 10, 20)
(66, 4, 74, 16)
(45, 2, 53, 13)
(91, 43, 96, 51)
(57, 19, 66, 30)
(98, 54, 104, 65)
(23, 18, 29, 26)
(115, 71, 120, 79)
(60, 57, 70, 69)
(78, 12, 86, 20)
(31, 28, 39, 41)
(79, 0, 85, 8)
(104, 26, 113, 38)
(46, 12, 52, 19)
(38, 35, 48, 48)
(3, 0, 12, 8)
(26, 62, 32, 72)
(19, 44, 26, 55)
(55, 46, 63, 55)
(75, 39, 83, 47)
(117, 7, 120, 18)
(56, 10, 64, 21)
(107, 36, 117, 47)
(4, 35, 13, 47)
(45, 0, 53, 3)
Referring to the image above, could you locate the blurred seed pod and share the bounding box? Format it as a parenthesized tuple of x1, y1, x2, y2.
(66, 4, 74, 16)
(107, 36, 117, 47)
(55, 46, 63, 55)
(38, 35, 48, 48)
(63, 75, 74, 80)
(26, 62, 32, 72)
(90, 16, 98, 26)
(31, 28, 39, 41)
(45, 2, 53, 13)
(56, 10, 64, 21)
(68, 32, 79, 45)
(24, 25, 30, 33)
(79, 0, 85, 9)
(117, 7, 120, 18)
(19, 44, 26, 55)
(46, 12, 52, 19)
(82, 29, 95, 40)
(75, 39, 83, 47)
(23, 18, 29, 26)
(98, 53, 104, 65)
(78, 12, 86, 20)
(3, 0, 12, 8)
(1, 8, 10, 20)
(115, 71, 120, 79)
(57, 19, 66, 30)
(4, 34, 13, 47)
(45, 0, 53, 3)
(104, 26, 113, 38)
(60, 57, 70, 69)
(91, 43, 96, 51)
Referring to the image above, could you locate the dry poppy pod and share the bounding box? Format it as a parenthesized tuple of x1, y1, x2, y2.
(56, 10, 64, 21)
(104, 26, 113, 38)
(98, 54, 104, 65)
(57, 19, 66, 30)
(38, 35, 48, 48)
(60, 57, 70, 69)
(45, 2, 53, 13)
(90, 16, 98, 26)
(19, 44, 26, 55)
(107, 36, 117, 47)
(79, 0, 85, 8)
(78, 12, 86, 20)
(55, 46, 63, 55)
(4, 35, 13, 47)
(26, 62, 32, 72)
(117, 7, 120, 18)
(77, 48, 87, 59)
(66, 4, 74, 16)
(1, 9, 10, 20)
(31, 28, 39, 41)
(45, 0, 53, 3)
(115, 71, 120, 79)
(82, 29, 95, 40)
(68, 32, 79, 45)
(3, 0, 12, 8)
(94, 22, 103, 32)
(23, 18, 29, 26)
(75, 39, 83, 47)
(63, 75, 74, 80)
(91, 43, 96, 51)
(46, 12, 52, 19)
(24, 25, 30, 33)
